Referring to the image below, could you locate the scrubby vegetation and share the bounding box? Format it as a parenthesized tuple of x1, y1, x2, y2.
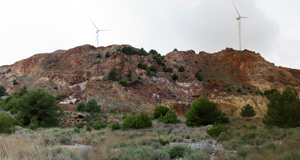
(178, 65, 185, 72)
(122, 112, 152, 129)
(108, 69, 119, 81)
(240, 104, 256, 117)
(263, 87, 300, 128)
(153, 106, 169, 119)
(121, 46, 149, 56)
(0, 113, 15, 134)
(16, 89, 64, 128)
(0, 85, 6, 97)
(76, 99, 101, 114)
(184, 97, 229, 127)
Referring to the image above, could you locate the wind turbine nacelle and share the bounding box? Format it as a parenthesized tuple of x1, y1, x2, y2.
(236, 17, 240, 20)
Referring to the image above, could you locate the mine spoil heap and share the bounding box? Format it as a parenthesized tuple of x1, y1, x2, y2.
(1, 45, 300, 117)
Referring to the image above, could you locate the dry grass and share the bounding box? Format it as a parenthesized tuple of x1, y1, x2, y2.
(1, 116, 300, 160)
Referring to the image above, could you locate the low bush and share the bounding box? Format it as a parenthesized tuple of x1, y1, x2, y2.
(206, 124, 228, 138)
(76, 102, 85, 112)
(167, 145, 186, 159)
(85, 99, 101, 113)
(241, 132, 256, 143)
(178, 66, 185, 72)
(153, 106, 169, 119)
(188, 151, 206, 160)
(240, 104, 256, 117)
(137, 63, 148, 70)
(135, 112, 153, 129)
(108, 69, 119, 81)
(172, 74, 178, 80)
(149, 65, 158, 73)
(118, 80, 128, 87)
(163, 66, 173, 73)
(151, 150, 170, 160)
(93, 122, 107, 130)
(158, 138, 170, 146)
(0, 113, 15, 134)
(158, 110, 180, 124)
(109, 122, 121, 131)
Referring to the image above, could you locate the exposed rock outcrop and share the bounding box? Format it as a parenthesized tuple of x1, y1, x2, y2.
(1, 45, 299, 117)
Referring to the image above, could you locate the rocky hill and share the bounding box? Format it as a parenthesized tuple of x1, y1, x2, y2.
(1, 45, 299, 117)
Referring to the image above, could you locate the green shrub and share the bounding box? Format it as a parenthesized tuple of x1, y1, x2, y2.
(264, 89, 278, 97)
(172, 74, 178, 80)
(110, 157, 121, 160)
(108, 69, 119, 81)
(13, 79, 18, 85)
(74, 128, 81, 133)
(178, 66, 185, 72)
(195, 72, 202, 81)
(55, 94, 62, 100)
(159, 110, 180, 124)
(93, 122, 107, 130)
(96, 53, 102, 58)
(126, 71, 132, 81)
(105, 52, 111, 58)
(188, 151, 206, 160)
(85, 99, 101, 113)
(121, 46, 148, 56)
(158, 138, 170, 146)
(137, 63, 148, 70)
(217, 132, 230, 142)
(0, 86, 6, 97)
(86, 126, 92, 132)
(153, 106, 170, 119)
(237, 147, 249, 158)
(206, 124, 228, 138)
(149, 65, 159, 73)
(151, 150, 170, 160)
(135, 112, 152, 129)
(173, 48, 178, 52)
(241, 132, 256, 143)
(184, 97, 229, 127)
(240, 104, 256, 117)
(167, 145, 186, 159)
(76, 102, 85, 112)
(0, 113, 15, 134)
(109, 122, 121, 131)
(29, 116, 38, 130)
(163, 66, 173, 73)
(118, 80, 128, 87)
(16, 89, 64, 128)
(263, 87, 300, 128)
(122, 113, 137, 129)
(237, 88, 242, 93)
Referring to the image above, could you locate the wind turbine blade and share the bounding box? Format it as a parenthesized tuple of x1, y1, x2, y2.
(90, 18, 99, 31)
(240, 17, 248, 19)
(98, 30, 110, 31)
(232, 2, 241, 17)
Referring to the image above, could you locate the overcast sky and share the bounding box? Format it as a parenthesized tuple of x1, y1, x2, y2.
(1, 0, 300, 69)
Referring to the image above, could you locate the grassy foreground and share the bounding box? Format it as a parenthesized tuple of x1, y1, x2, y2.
(1, 116, 300, 160)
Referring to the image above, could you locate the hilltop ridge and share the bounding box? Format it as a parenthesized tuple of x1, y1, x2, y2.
(1, 44, 299, 116)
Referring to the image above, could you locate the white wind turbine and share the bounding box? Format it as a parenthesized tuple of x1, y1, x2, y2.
(233, 2, 248, 50)
(90, 18, 109, 47)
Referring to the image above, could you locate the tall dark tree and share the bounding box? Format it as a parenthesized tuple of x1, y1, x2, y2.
(16, 89, 64, 128)
(263, 87, 300, 128)
(184, 97, 229, 127)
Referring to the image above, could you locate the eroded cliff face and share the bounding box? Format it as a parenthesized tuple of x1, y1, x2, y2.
(1, 45, 299, 117)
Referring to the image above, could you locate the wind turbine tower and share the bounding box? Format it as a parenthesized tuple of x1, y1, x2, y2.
(90, 18, 108, 47)
(233, 2, 248, 50)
